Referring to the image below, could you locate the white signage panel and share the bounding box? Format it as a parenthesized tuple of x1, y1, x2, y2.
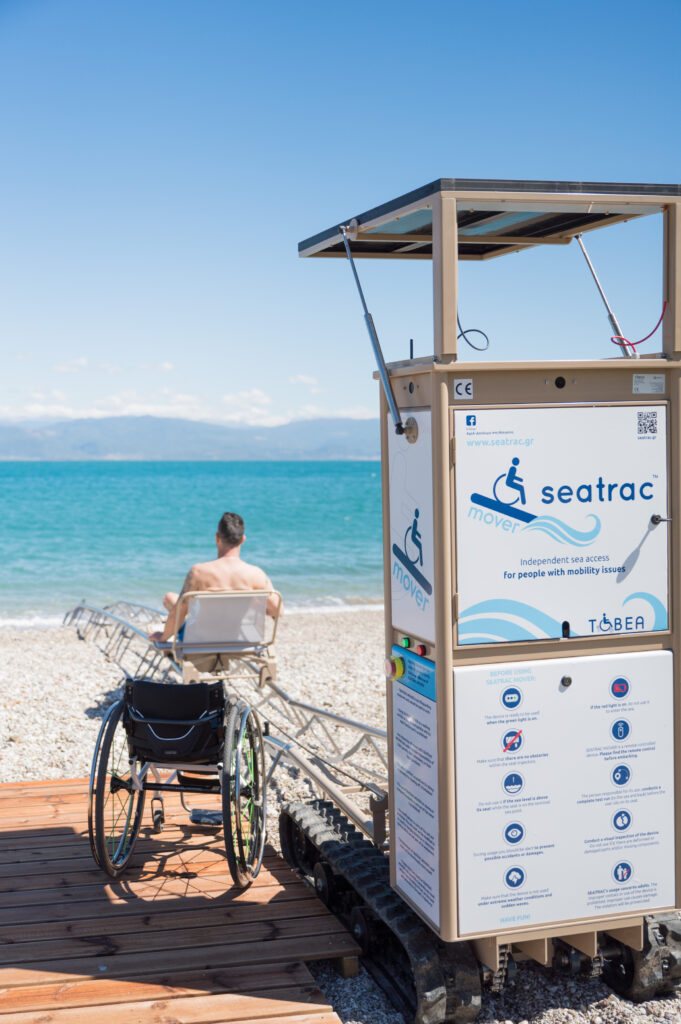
(389, 411, 435, 643)
(392, 649, 439, 927)
(454, 405, 668, 644)
(454, 651, 675, 935)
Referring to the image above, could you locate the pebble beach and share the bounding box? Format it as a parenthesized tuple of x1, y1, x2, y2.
(2, 609, 681, 1024)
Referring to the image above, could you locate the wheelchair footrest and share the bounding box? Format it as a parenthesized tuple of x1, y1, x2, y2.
(177, 771, 221, 791)
(190, 808, 223, 827)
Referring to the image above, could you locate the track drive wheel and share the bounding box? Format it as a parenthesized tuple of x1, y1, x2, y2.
(313, 860, 336, 906)
(92, 700, 146, 878)
(222, 698, 267, 888)
(279, 810, 315, 875)
(603, 914, 681, 1001)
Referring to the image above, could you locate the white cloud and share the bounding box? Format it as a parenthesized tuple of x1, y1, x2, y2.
(218, 388, 287, 426)
(52, 356, 88, 373)
(289, 373, 323, 395)
(0, 388, 377, 425)
(283, 404, 376, 421)
(135, 361, 176, 372)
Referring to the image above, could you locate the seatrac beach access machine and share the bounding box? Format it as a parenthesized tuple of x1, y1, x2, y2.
(299, 179, 681, 1001)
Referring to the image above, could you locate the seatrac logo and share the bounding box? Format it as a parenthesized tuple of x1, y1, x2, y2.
(468, 457, 654, 545)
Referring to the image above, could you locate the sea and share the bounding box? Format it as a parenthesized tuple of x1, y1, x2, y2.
(0, 461, 384, 629)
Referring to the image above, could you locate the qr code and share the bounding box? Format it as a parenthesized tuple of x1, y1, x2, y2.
(638, 411, 658, 435)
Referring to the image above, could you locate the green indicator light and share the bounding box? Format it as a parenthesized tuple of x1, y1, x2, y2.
(400, 637, 411, 649)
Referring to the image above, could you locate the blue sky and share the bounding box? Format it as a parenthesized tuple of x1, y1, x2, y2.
(2, 0, 680, 425)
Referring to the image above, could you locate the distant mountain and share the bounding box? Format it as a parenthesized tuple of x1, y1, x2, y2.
(0, 416, 380, 460)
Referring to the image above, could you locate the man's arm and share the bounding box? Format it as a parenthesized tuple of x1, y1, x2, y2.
(149, 568, 199, 642)
(263, 575, 283, 618)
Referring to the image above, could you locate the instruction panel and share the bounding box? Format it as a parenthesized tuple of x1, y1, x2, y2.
(454, 405, 668, 644)
(392, 648, 439, 927)
(388, 410, 435, 644)
(454, 650, 675, 935)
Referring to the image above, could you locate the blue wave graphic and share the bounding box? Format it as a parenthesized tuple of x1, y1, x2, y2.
(623, 592, 668, 631)
(521, 514, 601, 547)
(458, 599, 572, 644)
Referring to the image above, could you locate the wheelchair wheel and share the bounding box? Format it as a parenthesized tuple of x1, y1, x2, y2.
(88, 705, 114, 868)
(222, 699, 266, 888)
(93, 700, 146, 878)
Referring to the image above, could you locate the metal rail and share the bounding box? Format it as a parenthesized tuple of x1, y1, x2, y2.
(64, 601, 388, 840)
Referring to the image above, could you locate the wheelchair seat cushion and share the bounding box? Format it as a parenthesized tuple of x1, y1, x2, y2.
(123, 678, 225, 764)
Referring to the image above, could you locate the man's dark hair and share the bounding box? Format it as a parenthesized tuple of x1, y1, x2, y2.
(217, 512, 245, 547)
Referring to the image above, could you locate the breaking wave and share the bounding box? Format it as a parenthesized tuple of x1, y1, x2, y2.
(521, 514, 601, 547)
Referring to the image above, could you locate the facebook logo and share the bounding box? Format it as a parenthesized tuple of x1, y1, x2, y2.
(466, 415, 476, 426)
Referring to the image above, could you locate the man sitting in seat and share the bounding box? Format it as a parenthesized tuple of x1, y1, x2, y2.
(148, 511, 282, 643)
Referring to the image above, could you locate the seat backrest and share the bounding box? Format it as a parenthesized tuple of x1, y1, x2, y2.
(181, 591, 270, 645)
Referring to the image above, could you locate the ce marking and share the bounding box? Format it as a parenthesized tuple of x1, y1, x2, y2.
(454, 378, 473, 399)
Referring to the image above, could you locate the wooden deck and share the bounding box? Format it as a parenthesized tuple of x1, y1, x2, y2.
(0, 778, 360, 1023)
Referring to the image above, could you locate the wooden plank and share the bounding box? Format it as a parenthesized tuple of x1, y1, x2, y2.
(0, 882, 313, 928)
(0, 879, 312, 928)
(0, 932, 360, 988)
(0, 832, 227, 862)
(0, 984, 333, 1023)
(0, 962, 312, 1013)
(0, 915, 346, 966)
(0, 778, 89, 795)
(0, 825, 267, 858)
(0, 903, 332, 963)
(0, 859, 295, 894)
(0, 845, 284, 877)
(0, 870, 296, 911)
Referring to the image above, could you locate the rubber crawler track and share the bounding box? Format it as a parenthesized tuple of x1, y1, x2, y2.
(279, 799, 481, 1024)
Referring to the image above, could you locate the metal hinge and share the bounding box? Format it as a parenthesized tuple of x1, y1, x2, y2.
(450, 436, 456, 465)
(452, 593, 459, 620)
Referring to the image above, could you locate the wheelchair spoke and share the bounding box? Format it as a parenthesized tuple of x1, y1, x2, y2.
(223, 701, 266, 887)
(93, 700, 145, 876)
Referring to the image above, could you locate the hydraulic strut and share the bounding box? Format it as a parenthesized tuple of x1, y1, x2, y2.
(339, 221, 405, 434)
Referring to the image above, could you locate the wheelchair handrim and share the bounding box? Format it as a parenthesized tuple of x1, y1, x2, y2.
(97, 703, 145, 869)
(233, 706, 266, 876)
(88, 701, 121, 868)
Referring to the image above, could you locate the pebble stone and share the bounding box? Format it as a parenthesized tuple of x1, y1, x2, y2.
(1, 609, 680, 1024)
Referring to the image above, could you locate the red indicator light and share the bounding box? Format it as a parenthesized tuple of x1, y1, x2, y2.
(416, 644, 426, 657)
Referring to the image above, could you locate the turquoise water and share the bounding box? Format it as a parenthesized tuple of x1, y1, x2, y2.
(0, 462, 383, 626)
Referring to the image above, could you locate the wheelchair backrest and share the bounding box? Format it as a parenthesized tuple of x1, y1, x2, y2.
(182, 591, 270, 645)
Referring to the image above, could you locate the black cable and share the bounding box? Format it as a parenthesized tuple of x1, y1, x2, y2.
(457, 312, 490, 352)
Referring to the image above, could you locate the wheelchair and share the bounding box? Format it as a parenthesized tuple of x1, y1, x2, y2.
(88, 676, 267, 887)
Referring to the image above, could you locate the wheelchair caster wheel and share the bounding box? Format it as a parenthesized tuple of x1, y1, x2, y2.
(151, 797, 165, 833)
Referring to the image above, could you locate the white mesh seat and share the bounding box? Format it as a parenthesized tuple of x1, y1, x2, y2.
(162, 590, 281, 681)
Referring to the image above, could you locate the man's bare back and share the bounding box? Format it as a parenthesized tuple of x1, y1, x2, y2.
(149, 512, 282, 642)
(185, 554, 271, 594)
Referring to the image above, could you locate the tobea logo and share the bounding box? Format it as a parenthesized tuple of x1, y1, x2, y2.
(541, 476, 654, 505)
